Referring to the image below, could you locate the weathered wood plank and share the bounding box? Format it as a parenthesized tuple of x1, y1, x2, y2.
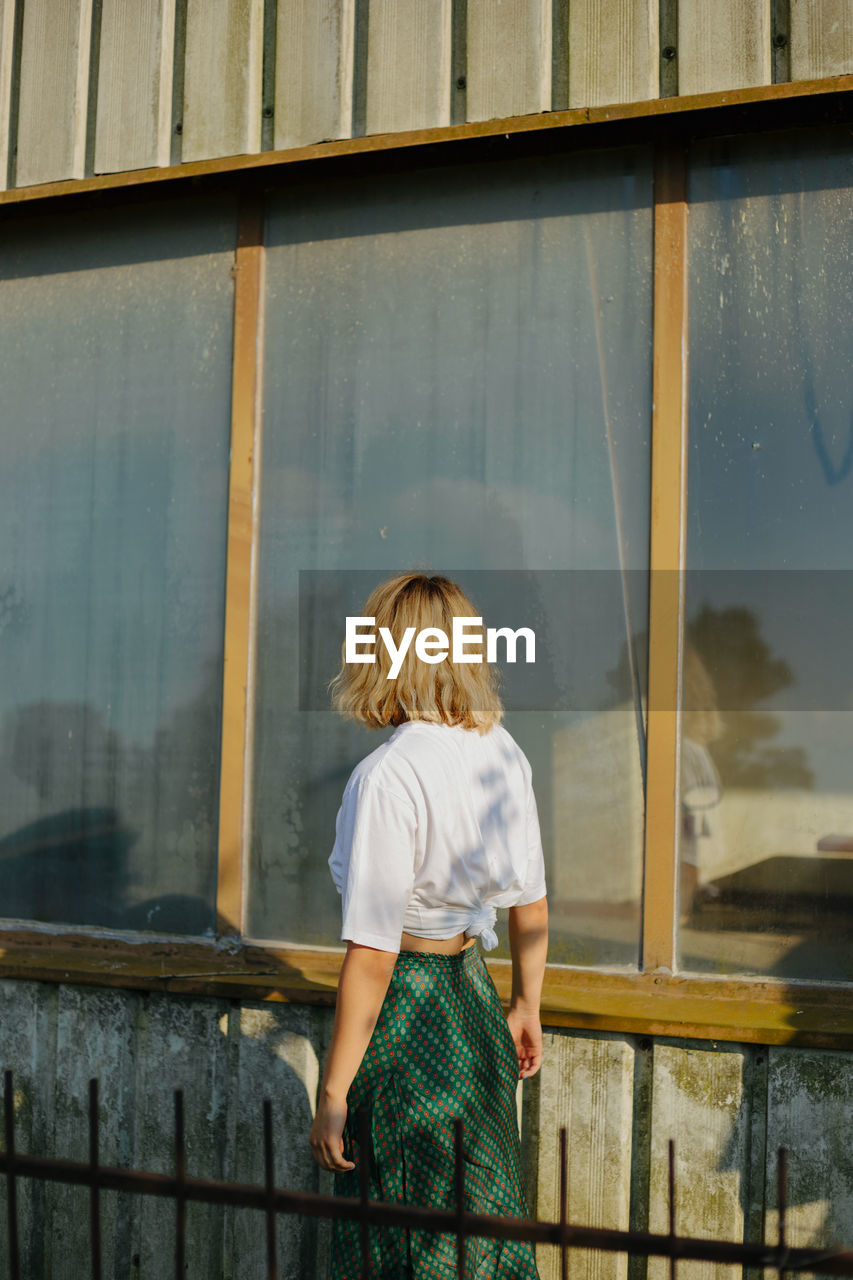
(0, 0, 16, 190)
(129, 992, 233, 1277)
(226, 1004, 328, 1279)
(467, 0, 551, 122)
(648, 1043, 759, 1280)
(790, 0, 853, 81)
(274, 0, 355, 149)
(94, 0, 175, 174)
(45, 986, 138, 1277)
(365, 0, 451, 135)
(535, 1030, 635, 1280)
(182, 0, 264, 162)
(678, 0, 771, 96)
(568, 0, 659, 107)
(14, 0, 93, 187)
(0, 981, 58, 1277)
(766, 1047, 853, 1255)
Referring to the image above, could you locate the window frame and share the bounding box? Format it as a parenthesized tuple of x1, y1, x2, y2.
(2, 75, 853, 1048)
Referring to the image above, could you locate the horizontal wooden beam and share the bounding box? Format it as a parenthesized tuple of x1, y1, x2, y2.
(2, 930, 853, 1048)
(1, 73, 851, 209)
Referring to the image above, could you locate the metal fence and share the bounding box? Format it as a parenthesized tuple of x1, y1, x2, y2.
(3, 1069, 853, 1280)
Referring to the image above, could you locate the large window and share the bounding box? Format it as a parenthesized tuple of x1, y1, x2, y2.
(679, 128, 853, 982)
(2, 95, 852, 1045)
(249, 149, 653, 965)
(0, 196, 236, 933)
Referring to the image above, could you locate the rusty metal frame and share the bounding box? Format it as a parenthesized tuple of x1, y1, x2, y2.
(1, 82, 853, 1047)
(3, 1070, 853, 1279)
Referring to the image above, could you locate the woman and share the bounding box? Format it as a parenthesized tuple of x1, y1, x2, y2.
(309, 572, 548, 1278)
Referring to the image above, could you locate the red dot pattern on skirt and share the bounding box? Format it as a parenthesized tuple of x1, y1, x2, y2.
(330, 944, 540, 1279)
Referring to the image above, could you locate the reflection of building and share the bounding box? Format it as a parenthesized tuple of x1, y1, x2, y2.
(1, 10, 853, 1274)
(552, 705, 644, 905)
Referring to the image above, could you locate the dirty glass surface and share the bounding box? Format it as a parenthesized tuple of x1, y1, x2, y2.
(250, 149, 654, 963)
(0, 196, 236, 934)
(679, 129, 853, 981)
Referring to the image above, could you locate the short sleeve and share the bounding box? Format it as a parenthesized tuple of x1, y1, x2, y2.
(513, 781, 547, 905)
(329, 772, 417, 952)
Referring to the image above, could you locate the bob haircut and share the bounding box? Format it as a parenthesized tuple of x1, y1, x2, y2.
(328, 572, 503, 734)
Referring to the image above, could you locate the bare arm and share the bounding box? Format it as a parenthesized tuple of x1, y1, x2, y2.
(309, 941, 397, 1172)
(506, 895, 548, 1079)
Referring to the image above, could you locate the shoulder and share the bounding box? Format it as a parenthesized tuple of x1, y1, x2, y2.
(342, 734, 419, 807)
(484, 722, 534, 782)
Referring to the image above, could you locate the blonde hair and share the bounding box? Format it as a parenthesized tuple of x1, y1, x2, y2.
(329, 572, 503, 734)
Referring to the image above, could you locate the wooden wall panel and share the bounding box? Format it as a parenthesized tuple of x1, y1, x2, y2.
(0, 981, 56, 1277)
(790, 0, 853, 80)
(0, 0, 16, 190)
(467, 0, 551, 123)
(129, 993, 235, 1276)
(535, 1030, 635, 1280)
(95, 0, 175, 174)
(365, 0, 451, 136)
(765, 1047, 853, 1256)
(14, 0, 92, 187)
(48, 987, 137, 1277)
(274, 0, 355, 149)
(678, 0, 771, 96)
(182, 0, 264, 163)
(227, 1003, 333, 1275)
(568, 0, 659, 108)
(647, 1043, 762, 1280)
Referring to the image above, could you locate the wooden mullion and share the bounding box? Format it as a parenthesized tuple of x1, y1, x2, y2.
(641, 141, 688, 975)
(215, 192, 265, 937)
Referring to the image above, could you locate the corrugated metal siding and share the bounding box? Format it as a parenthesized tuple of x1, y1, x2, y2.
(365, 0, 452, 134)
(466, 0, 551, 122)
(677, 0, 771, 96)
(790, 0, 853, 80)
(13, 0, 92, 187)
(181, 0, 264, 163)
(568, 0, 659, 109)
(5, 980, 853, 1278)
(273, 0, 355, 150)
(94, 0, 175, 174)
(2, 0, 851, 192)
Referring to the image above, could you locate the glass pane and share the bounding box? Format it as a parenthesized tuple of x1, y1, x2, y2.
(0, 196, 236, 934)
(681, 129, 853, 980)
(250, 149, 654, 964)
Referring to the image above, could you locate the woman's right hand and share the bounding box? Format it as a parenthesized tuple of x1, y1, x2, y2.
(309, 1090, 356, 1173)
(506, 1005, 542, 1079)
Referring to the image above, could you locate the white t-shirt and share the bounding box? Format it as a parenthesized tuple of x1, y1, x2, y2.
(328, 719, 547, 953)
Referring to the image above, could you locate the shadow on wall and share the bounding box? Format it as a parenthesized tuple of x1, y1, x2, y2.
(0, 668, 224, 935)
(0, 806, 213, 934)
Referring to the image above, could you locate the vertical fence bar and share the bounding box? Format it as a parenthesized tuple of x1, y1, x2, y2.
(3, 1070, 20, 1280)
(263, 1100, 278, 1280)
(559, 1126, 568, 1280)
(174, 1090, 186, 1280)
(88, 1078, 101, 1280)
(454, 1117, 466, 1278)
(358, 1108, 370, 1279)
(668, 1138, 676, 1280)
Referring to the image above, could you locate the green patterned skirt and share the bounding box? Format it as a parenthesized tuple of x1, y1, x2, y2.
(331, 943, 540, 1278)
